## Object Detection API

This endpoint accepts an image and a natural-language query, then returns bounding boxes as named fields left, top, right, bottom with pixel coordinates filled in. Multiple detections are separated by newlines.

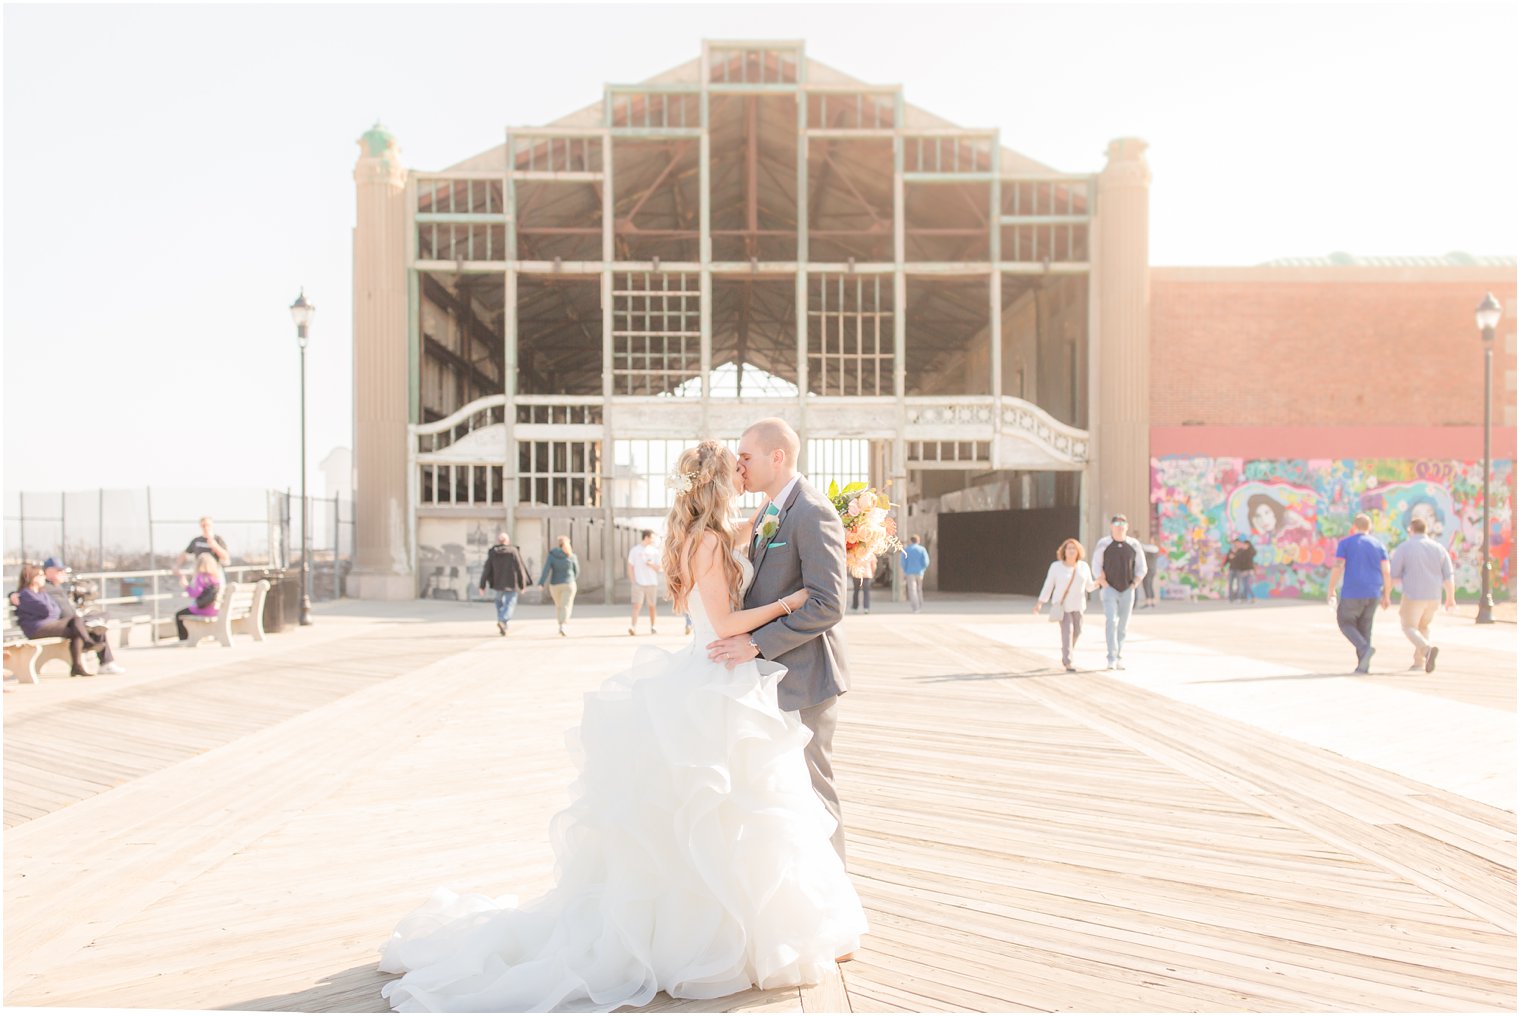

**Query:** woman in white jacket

left=1033, top=538, right=1098, bottom=672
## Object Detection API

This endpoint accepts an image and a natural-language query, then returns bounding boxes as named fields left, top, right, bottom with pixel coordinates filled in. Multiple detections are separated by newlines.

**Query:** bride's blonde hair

left=662, top=440, right=744, bottom=613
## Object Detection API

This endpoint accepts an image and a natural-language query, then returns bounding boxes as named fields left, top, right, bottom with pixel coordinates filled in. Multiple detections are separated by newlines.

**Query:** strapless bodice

left=684, top=550, right=753, bottom=641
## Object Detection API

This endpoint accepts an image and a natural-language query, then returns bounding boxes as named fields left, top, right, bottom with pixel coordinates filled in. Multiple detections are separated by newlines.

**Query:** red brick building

left=1148, top=256, right=1517, bottom=601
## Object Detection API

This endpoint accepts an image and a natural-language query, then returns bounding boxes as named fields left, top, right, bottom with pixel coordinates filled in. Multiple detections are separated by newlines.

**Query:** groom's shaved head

left=742, top=418, right=800, bottom=467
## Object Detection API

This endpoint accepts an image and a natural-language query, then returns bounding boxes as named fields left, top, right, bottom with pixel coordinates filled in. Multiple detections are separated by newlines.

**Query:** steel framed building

left=349, top=41, right=1152, bottom=600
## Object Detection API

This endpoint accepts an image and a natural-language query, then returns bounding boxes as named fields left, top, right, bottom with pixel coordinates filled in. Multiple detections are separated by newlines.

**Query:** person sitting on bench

left=177, top=553, right=224, bottom=643
left=13, top=563, right=118, bottom=677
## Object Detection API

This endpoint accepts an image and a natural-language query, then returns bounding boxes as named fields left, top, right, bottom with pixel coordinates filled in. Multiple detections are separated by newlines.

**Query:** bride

left=378, top=439, right=868, bottom=1012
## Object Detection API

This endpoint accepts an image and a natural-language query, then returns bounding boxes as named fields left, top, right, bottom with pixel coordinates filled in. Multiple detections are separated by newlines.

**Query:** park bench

left=3, top=627, right=72, bottom=684
left=3, top=611, right=119, bottom=684
left=180, top=580, right=270, bottom=648
left=117, top=614, right=158, bottom=647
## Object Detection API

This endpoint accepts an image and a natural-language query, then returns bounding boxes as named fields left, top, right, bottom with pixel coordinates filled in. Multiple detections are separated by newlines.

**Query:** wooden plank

left=1007, top=674, right=1517, bottom=931
left=3, top=609, right=1514, bottom=1013
left=858, top=880, right=1515, bottom=1008
left=798, top=963, right=850, bottom=1012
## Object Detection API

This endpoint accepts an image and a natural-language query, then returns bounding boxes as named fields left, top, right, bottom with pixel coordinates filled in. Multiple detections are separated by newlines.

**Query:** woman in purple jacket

left=13, top=563, right=102, bottom=676
left=176, top=553, right=224, bottom=642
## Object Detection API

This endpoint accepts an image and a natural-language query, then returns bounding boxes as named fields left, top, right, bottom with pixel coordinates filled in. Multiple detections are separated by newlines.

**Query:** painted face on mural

left=1409, top=501, right=1442, bottom=536
left=1248, top=495, right=1283, bottom=535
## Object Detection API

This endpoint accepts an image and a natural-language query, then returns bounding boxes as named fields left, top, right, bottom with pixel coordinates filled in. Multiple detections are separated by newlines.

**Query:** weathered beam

left=619, top=143, right=689, bottom=224
left=423, top=335, right=502, bottom=396
left=957, top=185, right=990, bottom=227
left=746, top=95, right=759, bottom=260
left=509, top=171, right=602, bottom=183
left=517, top=227, right=603, bottom=236
left=736, top=282, right=751, bottom=397
left=822, top=151, right=888, bottom=226
left=518, top=318, right=601, bottom=348
left=906, top=227, right=991, bottom=237
left=420, top=274, right=505, bottom=358
left=808, top=138, right=833, bottom=227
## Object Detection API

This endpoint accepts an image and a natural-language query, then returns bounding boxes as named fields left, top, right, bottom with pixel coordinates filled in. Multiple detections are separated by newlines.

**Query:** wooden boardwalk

left=4, top=600, right=1515, bottom=1012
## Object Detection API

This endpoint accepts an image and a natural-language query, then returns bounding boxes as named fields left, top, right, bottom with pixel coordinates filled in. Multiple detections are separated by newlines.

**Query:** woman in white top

left=1033, top=538, right=1098, bottom=672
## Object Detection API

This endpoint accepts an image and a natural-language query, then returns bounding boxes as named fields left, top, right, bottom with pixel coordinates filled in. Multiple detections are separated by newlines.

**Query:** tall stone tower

left=1095, top=137, right=1153, bottom=536
left=349, top=123, right=414, bottom=599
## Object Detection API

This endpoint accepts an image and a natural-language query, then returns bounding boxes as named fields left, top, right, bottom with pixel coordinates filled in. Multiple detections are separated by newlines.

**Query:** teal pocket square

left=767, top=541, right=788, bottom=549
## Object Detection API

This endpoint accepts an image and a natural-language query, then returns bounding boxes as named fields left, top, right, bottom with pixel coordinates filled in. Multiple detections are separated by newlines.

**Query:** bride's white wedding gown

left=379, top=554, right=867, bottom=1012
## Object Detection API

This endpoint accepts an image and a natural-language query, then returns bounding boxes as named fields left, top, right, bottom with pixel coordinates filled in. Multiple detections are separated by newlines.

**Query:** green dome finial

left=360, top=121, right=396, bottom=157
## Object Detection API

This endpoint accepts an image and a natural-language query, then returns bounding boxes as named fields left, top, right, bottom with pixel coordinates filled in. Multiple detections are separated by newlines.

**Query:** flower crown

left=665, top=469, right=700, bottom=494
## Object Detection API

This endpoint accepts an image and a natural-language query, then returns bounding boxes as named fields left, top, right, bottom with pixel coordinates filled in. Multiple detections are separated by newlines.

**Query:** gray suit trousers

left=799, top=695, right=846, bottom=863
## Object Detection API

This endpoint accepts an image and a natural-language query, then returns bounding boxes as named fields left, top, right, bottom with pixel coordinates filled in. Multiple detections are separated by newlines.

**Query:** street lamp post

left=290, top=289, right=316, bottom=626
left=1474, top=292, right=1501, bottom=625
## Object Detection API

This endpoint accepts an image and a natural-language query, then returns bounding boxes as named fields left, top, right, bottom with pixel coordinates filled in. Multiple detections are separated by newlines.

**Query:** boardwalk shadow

left=1187, top=671, right=1356, bottom=685
left=221, top=962, right=796, bottom=1013
left=914, top=669, right=1057, bottom=683
left=222, top=962, right=392, bottom=1012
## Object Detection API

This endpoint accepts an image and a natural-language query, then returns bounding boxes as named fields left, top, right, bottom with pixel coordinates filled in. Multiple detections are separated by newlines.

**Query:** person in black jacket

left=1092, top=514, right=1148, bottom=670
left=1226, top=538, right=1258, bottom=603
left=478, top=532, right=531, bottom=636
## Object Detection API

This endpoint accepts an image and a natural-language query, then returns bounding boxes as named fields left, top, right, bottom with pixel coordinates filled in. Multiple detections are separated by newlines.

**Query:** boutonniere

left=759, top=517, right=780, bottom=541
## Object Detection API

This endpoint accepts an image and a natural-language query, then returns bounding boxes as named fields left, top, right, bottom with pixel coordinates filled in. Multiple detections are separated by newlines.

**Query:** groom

left=707, top=418, right=852, bottom=864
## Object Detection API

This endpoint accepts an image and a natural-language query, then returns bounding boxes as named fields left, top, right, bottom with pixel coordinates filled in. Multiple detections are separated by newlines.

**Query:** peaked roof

left=444, top=52, right=1062, bottom=176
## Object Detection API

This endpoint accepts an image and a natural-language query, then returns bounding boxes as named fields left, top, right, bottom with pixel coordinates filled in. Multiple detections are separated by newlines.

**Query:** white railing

left=904, top=396, right=1089, bottom=466
left=7, top=566, right=288, bottom=644
left=412, top=396, right=510, bottom=456
left=998, top=398, right=1089, bottom=464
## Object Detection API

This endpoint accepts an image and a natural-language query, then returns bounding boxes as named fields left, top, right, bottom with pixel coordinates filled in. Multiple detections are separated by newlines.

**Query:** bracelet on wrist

left=777, top=598, right=793, bottom=615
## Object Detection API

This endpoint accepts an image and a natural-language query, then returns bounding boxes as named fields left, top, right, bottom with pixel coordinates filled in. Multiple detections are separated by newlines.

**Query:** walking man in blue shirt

left=901, top=535, right=930, bottom=613
left=1327, top=513, right=1391, bottom=674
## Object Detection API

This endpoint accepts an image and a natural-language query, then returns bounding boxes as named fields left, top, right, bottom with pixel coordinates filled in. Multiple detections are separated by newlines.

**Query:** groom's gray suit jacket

left=745, top=479, right=850, bottom=712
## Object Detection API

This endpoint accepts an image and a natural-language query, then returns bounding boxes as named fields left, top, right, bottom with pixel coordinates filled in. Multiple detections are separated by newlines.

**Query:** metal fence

left=3, top=487, right=353, bottom=625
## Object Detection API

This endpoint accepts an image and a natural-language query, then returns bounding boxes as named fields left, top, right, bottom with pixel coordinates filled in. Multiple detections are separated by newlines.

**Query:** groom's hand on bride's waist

left=706, top=634, right=760, bottom=670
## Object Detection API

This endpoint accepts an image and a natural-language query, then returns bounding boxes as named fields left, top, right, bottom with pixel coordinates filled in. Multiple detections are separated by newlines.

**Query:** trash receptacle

left=279, top=572, right=302, bottom=625
left=249, top=569, right=293, bottom=633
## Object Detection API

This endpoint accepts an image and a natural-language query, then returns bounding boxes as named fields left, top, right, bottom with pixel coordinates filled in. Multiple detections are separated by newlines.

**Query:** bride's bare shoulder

left=690, top=530, right=725, bottom=560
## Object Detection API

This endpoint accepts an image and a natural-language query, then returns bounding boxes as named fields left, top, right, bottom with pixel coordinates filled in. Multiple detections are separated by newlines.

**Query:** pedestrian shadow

left=1186, top=671, right=1355, bottom=685
left=914, top=669, right=1059, bottom=683
left=221, top=961, right=391, bottom=1011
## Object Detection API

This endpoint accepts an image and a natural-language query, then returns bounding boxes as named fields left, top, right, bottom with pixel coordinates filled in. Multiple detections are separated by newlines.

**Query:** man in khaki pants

left=1388, top=517, right=1457, bottom=672
left=626, top=529, right=662, bottom=635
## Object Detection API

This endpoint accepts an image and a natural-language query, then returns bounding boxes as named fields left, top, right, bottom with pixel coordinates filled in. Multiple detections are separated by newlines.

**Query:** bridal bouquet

left=827, top=481, right=903, bottom=579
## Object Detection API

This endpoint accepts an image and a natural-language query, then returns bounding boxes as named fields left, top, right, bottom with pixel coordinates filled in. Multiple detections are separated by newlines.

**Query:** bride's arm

left=694, top=533, right=806, bottom=639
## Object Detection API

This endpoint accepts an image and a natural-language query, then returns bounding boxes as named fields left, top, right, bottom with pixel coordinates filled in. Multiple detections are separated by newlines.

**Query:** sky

left=3, top=2, right=1516, bottom=501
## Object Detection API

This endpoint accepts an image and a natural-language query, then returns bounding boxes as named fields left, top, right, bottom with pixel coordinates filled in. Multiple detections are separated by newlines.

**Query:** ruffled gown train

left=378, top=562, right=867, bottom=1012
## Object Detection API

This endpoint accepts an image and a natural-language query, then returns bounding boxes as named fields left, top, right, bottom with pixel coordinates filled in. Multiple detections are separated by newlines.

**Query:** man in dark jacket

left=1226, top=538, right=1257, bottom=603
left=478, top=533, right=531, bottom=636
left=1092, top=514, right=1148, bottom=670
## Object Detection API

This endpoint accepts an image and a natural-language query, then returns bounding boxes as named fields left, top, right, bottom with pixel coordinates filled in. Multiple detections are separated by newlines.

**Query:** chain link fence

left=3, top=487, right=353, bottom=630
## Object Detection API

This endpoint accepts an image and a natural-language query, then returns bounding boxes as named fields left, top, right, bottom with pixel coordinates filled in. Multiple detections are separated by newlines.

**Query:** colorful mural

left=1150, top=457, right=1515, bottom=601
